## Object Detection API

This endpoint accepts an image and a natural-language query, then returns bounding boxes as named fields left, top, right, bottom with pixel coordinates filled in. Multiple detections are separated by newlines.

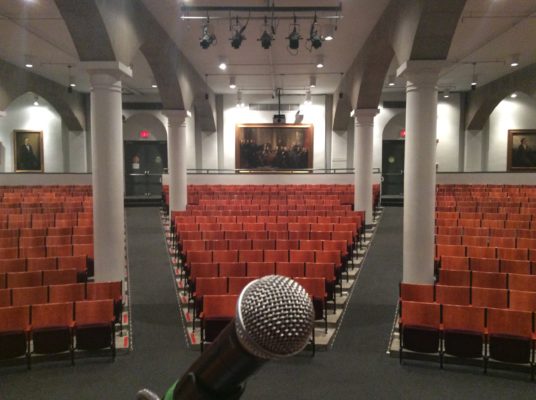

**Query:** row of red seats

left=399, top=300, right=535, bottom=377
left=440, top=255, right=535, bottom=274
left=0, top=227, right=93, bottom=238
left=0, top=299, right=115, bottom=368
left=436, top=244, right=536, bottom=260
left=436, top=218, right=536, bottom=229
left=436, top=211, right=536, bottom=220
left=436, top=234, right=536, bottom=247
left=1, top=235, right=93, bottom=248
left=175, top=221, right=360, bottom=235
left=438, top=270, right=536, bottom=291
left=0, top=269, right=79, bottom=289
left=181, top=239, right=348, bottom=254
left=174, top=215, right=360, bottom=225
left=0, top=243, right=94, bottom=260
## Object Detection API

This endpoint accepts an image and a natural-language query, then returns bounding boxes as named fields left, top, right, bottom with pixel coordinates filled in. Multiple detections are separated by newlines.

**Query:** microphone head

left=235, top=275, right=314, bottom=360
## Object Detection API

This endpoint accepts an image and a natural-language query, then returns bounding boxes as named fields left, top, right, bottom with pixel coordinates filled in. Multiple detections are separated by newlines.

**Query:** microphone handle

left=168, top=320, right=266, bottom=400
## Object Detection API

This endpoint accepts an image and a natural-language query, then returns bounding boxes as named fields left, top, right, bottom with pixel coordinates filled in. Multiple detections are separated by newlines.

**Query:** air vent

left=248, top=103, right=300, bottom=111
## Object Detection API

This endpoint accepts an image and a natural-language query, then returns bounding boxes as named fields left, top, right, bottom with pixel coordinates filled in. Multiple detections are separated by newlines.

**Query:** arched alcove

left=123, top=112, right=167, bottom=141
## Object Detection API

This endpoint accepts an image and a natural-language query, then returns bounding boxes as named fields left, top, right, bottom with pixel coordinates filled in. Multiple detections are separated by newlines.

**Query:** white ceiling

left=0, top=0, right=535, bottom=101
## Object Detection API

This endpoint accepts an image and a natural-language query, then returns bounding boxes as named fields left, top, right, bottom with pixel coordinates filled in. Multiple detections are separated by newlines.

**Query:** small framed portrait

left=13, top=130, right=44, bottom=172
left=507, top=130, right=536, bottom=171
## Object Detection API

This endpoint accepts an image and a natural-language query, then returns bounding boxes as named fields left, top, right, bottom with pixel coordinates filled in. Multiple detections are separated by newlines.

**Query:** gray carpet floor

left=1, top=207, right=535, bottom=399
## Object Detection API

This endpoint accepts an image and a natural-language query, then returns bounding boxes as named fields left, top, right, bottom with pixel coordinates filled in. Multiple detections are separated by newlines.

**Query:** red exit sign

left=140, top=130, right=150, bottom=138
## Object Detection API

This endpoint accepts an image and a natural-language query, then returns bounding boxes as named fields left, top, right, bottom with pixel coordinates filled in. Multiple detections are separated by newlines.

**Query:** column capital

left=397, top=60, right=449, bottom=88
left=163, top=110, right=188, bottom=126
left=81, top=61, right=133, bottom=80
left=354, top=108, right=379, bottom=127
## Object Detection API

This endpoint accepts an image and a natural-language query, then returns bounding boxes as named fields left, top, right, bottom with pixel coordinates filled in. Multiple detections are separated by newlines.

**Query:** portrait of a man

left=14, top=130, right=43, bottom=172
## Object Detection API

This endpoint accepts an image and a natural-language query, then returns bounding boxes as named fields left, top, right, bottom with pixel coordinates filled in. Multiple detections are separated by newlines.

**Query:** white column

left=354, top=109, right=378, bottom=226
left=397, top=60, right=444, bottom=284
left=86, top=63, right=131, bottom=283
left=164, top=110, right=188, bottom=214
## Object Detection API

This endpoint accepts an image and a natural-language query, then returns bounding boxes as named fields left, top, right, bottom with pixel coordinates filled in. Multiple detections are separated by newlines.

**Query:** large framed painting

left=235, top=124, right=314, bottom=170
left=13, top=130, right=44, bottom=172
left=507, top=129, right=536, bottom=171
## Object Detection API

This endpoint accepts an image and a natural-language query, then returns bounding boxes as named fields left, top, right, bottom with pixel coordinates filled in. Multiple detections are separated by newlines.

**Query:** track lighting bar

left=181, top=5, right=342, bottom=13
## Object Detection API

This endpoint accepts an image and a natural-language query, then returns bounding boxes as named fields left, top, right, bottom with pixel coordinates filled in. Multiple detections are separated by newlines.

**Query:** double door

left=124, top=141, right=167, bottom=199
left=382, top=140, right=405, bottom=196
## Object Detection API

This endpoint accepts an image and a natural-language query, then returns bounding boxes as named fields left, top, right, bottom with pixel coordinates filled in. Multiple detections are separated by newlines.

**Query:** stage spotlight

left=287, top=16, right=301, bottom=50
left=200, top=19, right=216, bottom=49
left=230, top=16, right=247, bottom=49
left=308, top=15, right=322, bottom=49
left=258, top=16, right=274, bottom=49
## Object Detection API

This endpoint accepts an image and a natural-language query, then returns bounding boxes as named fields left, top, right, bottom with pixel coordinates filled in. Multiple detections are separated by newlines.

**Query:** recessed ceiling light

left=218, top=56, right=228, bottom=70
left=510, top=54, right=520, bottom=68
left=25, top=63, right=33, bottom=68
left=315, top=56, right=324, bottom=69
left=151, top=84, right=158, bottom=88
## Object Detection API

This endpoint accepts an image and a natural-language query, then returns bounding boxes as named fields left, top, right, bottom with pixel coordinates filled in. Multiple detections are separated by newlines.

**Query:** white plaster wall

left=0, top=93, right=64, bottom=173
left=123, top=111, right=167, bottom=141
left=68, top=130, right=87, bottom=172
left=222, top=94, right=326, bottom=170
left=486, top=93, right=536, bottom=171
left=464, top=130, right=483, bottom=171
left=331, top=130, right=348, bottom=169
left=436, top=94, right=461, bottom=172
left=186, top=112, right=196, bottom=169
left=201, top=131, right=218, bottom=169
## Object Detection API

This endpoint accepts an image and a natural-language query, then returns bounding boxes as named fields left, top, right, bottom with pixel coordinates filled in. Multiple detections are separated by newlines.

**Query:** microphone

left=140, top=275, right=314, bottom=400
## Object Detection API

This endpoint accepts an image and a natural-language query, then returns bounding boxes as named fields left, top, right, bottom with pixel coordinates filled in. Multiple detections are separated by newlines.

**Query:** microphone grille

left=235, top=275, right=314, bottom=360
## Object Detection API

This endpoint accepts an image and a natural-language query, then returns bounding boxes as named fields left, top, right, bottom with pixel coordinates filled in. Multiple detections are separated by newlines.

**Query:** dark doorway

left=124, top=141, right=167, bottom=200
left=382, top=140, right=405, bottom=202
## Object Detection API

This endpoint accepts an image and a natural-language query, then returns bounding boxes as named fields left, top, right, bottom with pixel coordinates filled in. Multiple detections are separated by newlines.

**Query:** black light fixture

left=258, top=16, right=274, bottom=49
left=287, top=16, right=301, bottom=50
left=230, top=16, right=247, bottom=49
left=200, top=18, right=216, bottom=49
left=308, top=15, right=322, bottom=49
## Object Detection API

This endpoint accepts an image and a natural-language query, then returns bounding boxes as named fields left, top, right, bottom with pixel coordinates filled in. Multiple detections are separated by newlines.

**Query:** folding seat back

left=7, top=271, right=42, bottom=288
left=310, top=231, right=332, bottom=241
left=299, top=240, right=323, bottom=251
left=505, top=220, right=530, bottom=230
left=12, top=286, right=48, bottom=306
left=57, top=255, right=87, bottom=273
left=26, top=257, right=57, bottom=272
left=0, top=247, right=18, bottom=259
left=246, top=262, right=275, bottom=277
left=31, top=302, right=74, bottom=356
left=43, top=269, right=78, bottom=285
left=74, top=299, right=115, bottom=356
left=469, top=257, right=500, bottom=273
left=212, top=250, right=238, bottom=263
left=220, top=223, right=242, bottom=232
left=487, top=308, right=533, bottom=370
left=204, top=240, right=228, bottom=251
left=488, top=236, right=516, bottom=248
left=464, top=227, right=489, bottom=237
left=439, top=269, right=471, bottom=288
left=198, top=223, right=220, bottom=232
left=435, top=235, right=462, bottom=245
left=510, top=290, right=536, bottom=312
left=399, top=301, right=441, bottom=359
left=275, top=239, right=299, bottom=251
left=481, top=219, right=505, bottom=229
left=237, top=249, right=263, bottom=263
left=227, top=239, right=252, bottom=251
left=434, top=285, right=470, bottom=305
left=218, top=262, right=246, bottom=278
left=461, top=236, right=488, bottom=247
left=187, top=251, right=212, bottom=264
left=0, top=305, right=30, bottom=364
left=436, top=244, right=465, bottom=258
left=305, top=263, right=336, bottom=285
left=498, top=247, right=528, bottom=261
left=509, top=273, right=536, bottom=292
left=71, top=235, right=93, bottom=245
left=466, top=246, right=496, bottom=259
left=263, top=249, right=289, bottom=263
left=500, top=259, right=531, bottom=275
left=517, top=238, right=536, bottom=249
left=0, top=287, right=10, bottom=306
left=47, top=227, right=72, bottom=237
left=201, top=294, right=239, bottom=348
left=399, top=283, right=435, bottom=302
left=251, top=239, right=275, bottom=251
left=45, top=235, right=72, bottom=246
left=0, top=229, right=19, bottom=239
left=471, top=271, right=507, bottom=289
left=266, top=222, right=287, bottom=232
left=49, top=283, right=86, bottom=302
left=440, top=256, right=469, bottom=271
left=531, top=249, right=536, bottom=262
left=436, top=226, right=463, bottom=236
left=275, top=262, right=305, bottom=278
left=288, top=222, right=310, bottom=233
left=315, top=250, right=341, bottom=267
left=86, top=281, right=122, bottom=303
left=243, top=223, right=264, bottom=232
left=490, top=228, right=517, bottom=238
left=72, top=243, right=93, bottom=259
left=19, top=246, right=46, bottom=259
left=288, top=231, right=310, bottom=240
left=0, top=258, right=26, bottom=273
left=228, top=277, right=257, bottom=295
left=224, top=231, right=247, bottom=240
left=442, top=304, right=485, bottom=362
left=458, top=219, right=481, bottom=228
left=290, top=250, right=315, bottom=263
left=47, top=244, right=73, bottom=257
left=471, top=287, right=508, bottom=308
left=0, top=237, right=19, bottom=248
